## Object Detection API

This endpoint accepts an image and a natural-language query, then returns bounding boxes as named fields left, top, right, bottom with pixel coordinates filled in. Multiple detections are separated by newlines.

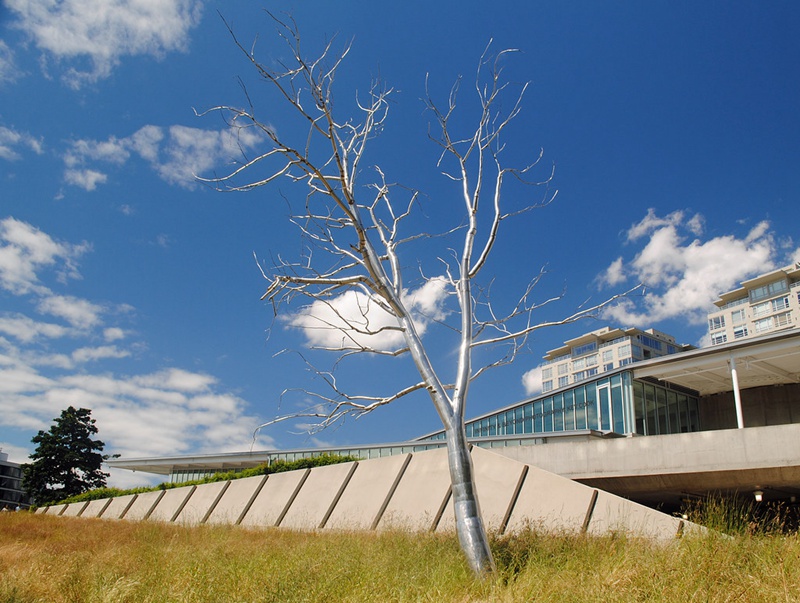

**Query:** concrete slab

left=325, top=454, right=411, bottom=531
left=279, top=462, right=358, bottom=530
left=35, top=506, right=48, bottom=514
left=148, top=486, right=196, bottom=523
left=206, top=475, right=267, bottom=526
left=60, top=502, right=88, bottom=517
left=588, top=490, right=682, bottom=541
left=174, top=480, right=230, bottom=525
left=437, top=447, right=526, bottom=533
left=123, top=490, right=165, bottom=521
left=80, top=498, right=112, bottom=518
left=45, top=503, right=67, bottom=516
left=239, top=470, right=309, bottom=528
left=102, top=494, right=138, bottom=519
left=504, top=464, right=597, bottom=534
left=377, top=448, right=451, bottom=532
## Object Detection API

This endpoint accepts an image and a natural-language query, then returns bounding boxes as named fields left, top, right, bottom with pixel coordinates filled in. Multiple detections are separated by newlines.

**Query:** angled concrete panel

left=175, top=480, right=230, bottom=525
left=378, top=448, right=451, bottom=531
left=588, top=490, right=682, bottom=541
left=148, top=486, right=196, bottom=522
left=239, top=470, right=309, bottom=528
left=60, top=502, right=88, bottom=517
left=35, top=506, right=47, bottom=514
left=206, top=475, right=267, bottom=526
left=80, top=498, right=112, bottom=518
left=325, top=454, right=410, bottom=531
left=124, top=490, right=165, bottom=521
left=102, top=494, right=138, bottom=519
left=437, top=447, right=526, bottom=533
left=279, top=462, right=358, bottom=530
left=45, top=503, right=67, bottom=516
left=505, top=464, right=597, bottom=533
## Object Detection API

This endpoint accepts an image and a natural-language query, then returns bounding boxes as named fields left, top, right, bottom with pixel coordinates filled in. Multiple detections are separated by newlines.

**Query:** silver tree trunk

left=445, top=424, right=496, bottom=575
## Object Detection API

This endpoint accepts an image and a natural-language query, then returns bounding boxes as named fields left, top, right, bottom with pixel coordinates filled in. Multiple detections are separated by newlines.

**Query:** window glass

left=563, top=390, right=575, bottom=431
left=633, top=381, right=645, bottom=434
left=543, top=398, right=553, bottom=432
left=574, top=387, right=587, bottom=430
left=553, top=394, right=564, bottom=431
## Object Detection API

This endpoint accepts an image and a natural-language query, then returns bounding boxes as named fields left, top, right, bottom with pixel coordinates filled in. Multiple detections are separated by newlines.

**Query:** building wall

left=0, top=456, right=28, bottom=510
left=542, top=328, right=688, bottom=393
left=699, top=383, right=800, bottom=430
left=707, top=266, right=800, bottom=345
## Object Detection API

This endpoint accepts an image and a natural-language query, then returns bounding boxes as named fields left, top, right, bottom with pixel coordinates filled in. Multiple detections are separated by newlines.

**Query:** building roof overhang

left=633, top=328, right=800, bottom=396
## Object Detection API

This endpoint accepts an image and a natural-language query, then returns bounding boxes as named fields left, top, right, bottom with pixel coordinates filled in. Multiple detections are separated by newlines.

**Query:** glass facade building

left=422, top=369, right=700, bottom=442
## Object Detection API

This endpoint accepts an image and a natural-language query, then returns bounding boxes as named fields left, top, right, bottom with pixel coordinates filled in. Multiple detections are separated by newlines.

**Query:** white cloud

left=289, top=277, right=450, bottom=351
left=6, top=0, right=203, bottom=88
left=64, top=168, right=108, bottom=191
left=0, top=216, right=90, bottom=295
left=63, top=124, right=262, bottom=190
left=0, top=442, right=32, bottom=465
left=0, top=41, right=18, bottom=85
left=521, top=366, right=543, bottom=396
left=599, top=210, right=779, bottom=326
left=71, top=345, right=130, bottom=364
left=103, top=327, right=127, bottom=342
left=0, top=126, right=44, bottom=161
left=37, top=294, right=104, bottom=330
left=0, top=314, right=70, bottom=343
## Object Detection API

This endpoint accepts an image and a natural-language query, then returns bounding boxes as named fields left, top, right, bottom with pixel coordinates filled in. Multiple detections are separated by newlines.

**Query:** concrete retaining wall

left=44, top=447, right=690, bottom=540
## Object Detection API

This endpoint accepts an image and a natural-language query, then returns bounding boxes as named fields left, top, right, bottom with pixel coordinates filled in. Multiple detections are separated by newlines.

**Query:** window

left=542, top=367, right=553, bottom=380
left=585, top=354, right=598, bottom=367
left=753, top=312, right=789, bottom=334
left=573, top=371, right=586, bottom=383
left=604, top=362, right=614, bottom=372
left=573, top=357, right=586, bottom=371
left=557, top=363, right=568, bottom=375
left=602, top=349, right=614, bottom=362
left=749, top=279, right=788, bottom=303
left=572, top=342, right=597, bottom=357
left=617, top=343, right=631, bottom=357
left=640, top=335, right=663, bottom=351
left=731, top=309, right=746, bottom=324
left=542, top=380, right=553, bottom=393
left=733, top=326, right=748, bottom=339
left=754, top=317, right=773, bottom=333
left=708, top=316, right=725, bottom=331
left=558, top=376, right=569, bottom=388
left=711, top=331, right=727, bottom=345
left=619, top=357, right=633, bottom=366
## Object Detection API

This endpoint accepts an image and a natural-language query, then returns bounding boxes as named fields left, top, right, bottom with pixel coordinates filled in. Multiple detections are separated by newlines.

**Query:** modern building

left=707, top=263, right=800, bottom=345
left=539, top=326, right=692, bottom=393
left=109, top=327, right=800, bottom=510
left=0, top=451, right=29, bottom=510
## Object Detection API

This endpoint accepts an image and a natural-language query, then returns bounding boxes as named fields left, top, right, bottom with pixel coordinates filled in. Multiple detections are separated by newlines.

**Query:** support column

left=728, top=356, right=745, bottom=429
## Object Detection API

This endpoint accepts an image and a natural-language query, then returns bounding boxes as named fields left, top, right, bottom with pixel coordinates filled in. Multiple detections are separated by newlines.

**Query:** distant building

left=0, top=451, right=29, bottom=510
left=707, top=262, right=800, bottom=345
left=539, top=326, right=692, bottom=393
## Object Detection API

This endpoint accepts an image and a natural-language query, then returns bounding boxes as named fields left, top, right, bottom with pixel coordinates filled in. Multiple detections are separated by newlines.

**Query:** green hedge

left=55, top=454, right=359, bottom=506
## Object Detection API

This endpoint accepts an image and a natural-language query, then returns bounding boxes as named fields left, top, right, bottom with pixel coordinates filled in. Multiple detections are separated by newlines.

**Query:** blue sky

left=1, top=1, right=798, bottom=486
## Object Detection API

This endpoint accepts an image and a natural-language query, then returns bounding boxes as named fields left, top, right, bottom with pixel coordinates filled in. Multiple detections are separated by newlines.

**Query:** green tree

left=22, top=407, right=109, bottom=505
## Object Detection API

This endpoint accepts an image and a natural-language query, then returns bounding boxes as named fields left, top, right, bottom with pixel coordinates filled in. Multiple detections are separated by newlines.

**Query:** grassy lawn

left=1, top=512, right=798, bottom=602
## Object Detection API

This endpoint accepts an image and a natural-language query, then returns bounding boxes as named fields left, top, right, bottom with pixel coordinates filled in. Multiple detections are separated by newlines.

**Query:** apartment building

left=707, top=263, right=800, bottom=345
left=539, top=326, right=692, bottom=393
left=0, top=451, right=29, bottom=510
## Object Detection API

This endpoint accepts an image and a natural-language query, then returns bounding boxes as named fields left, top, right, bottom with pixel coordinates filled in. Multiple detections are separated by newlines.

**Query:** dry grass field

left=1, top=511, right=799, bottom=602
